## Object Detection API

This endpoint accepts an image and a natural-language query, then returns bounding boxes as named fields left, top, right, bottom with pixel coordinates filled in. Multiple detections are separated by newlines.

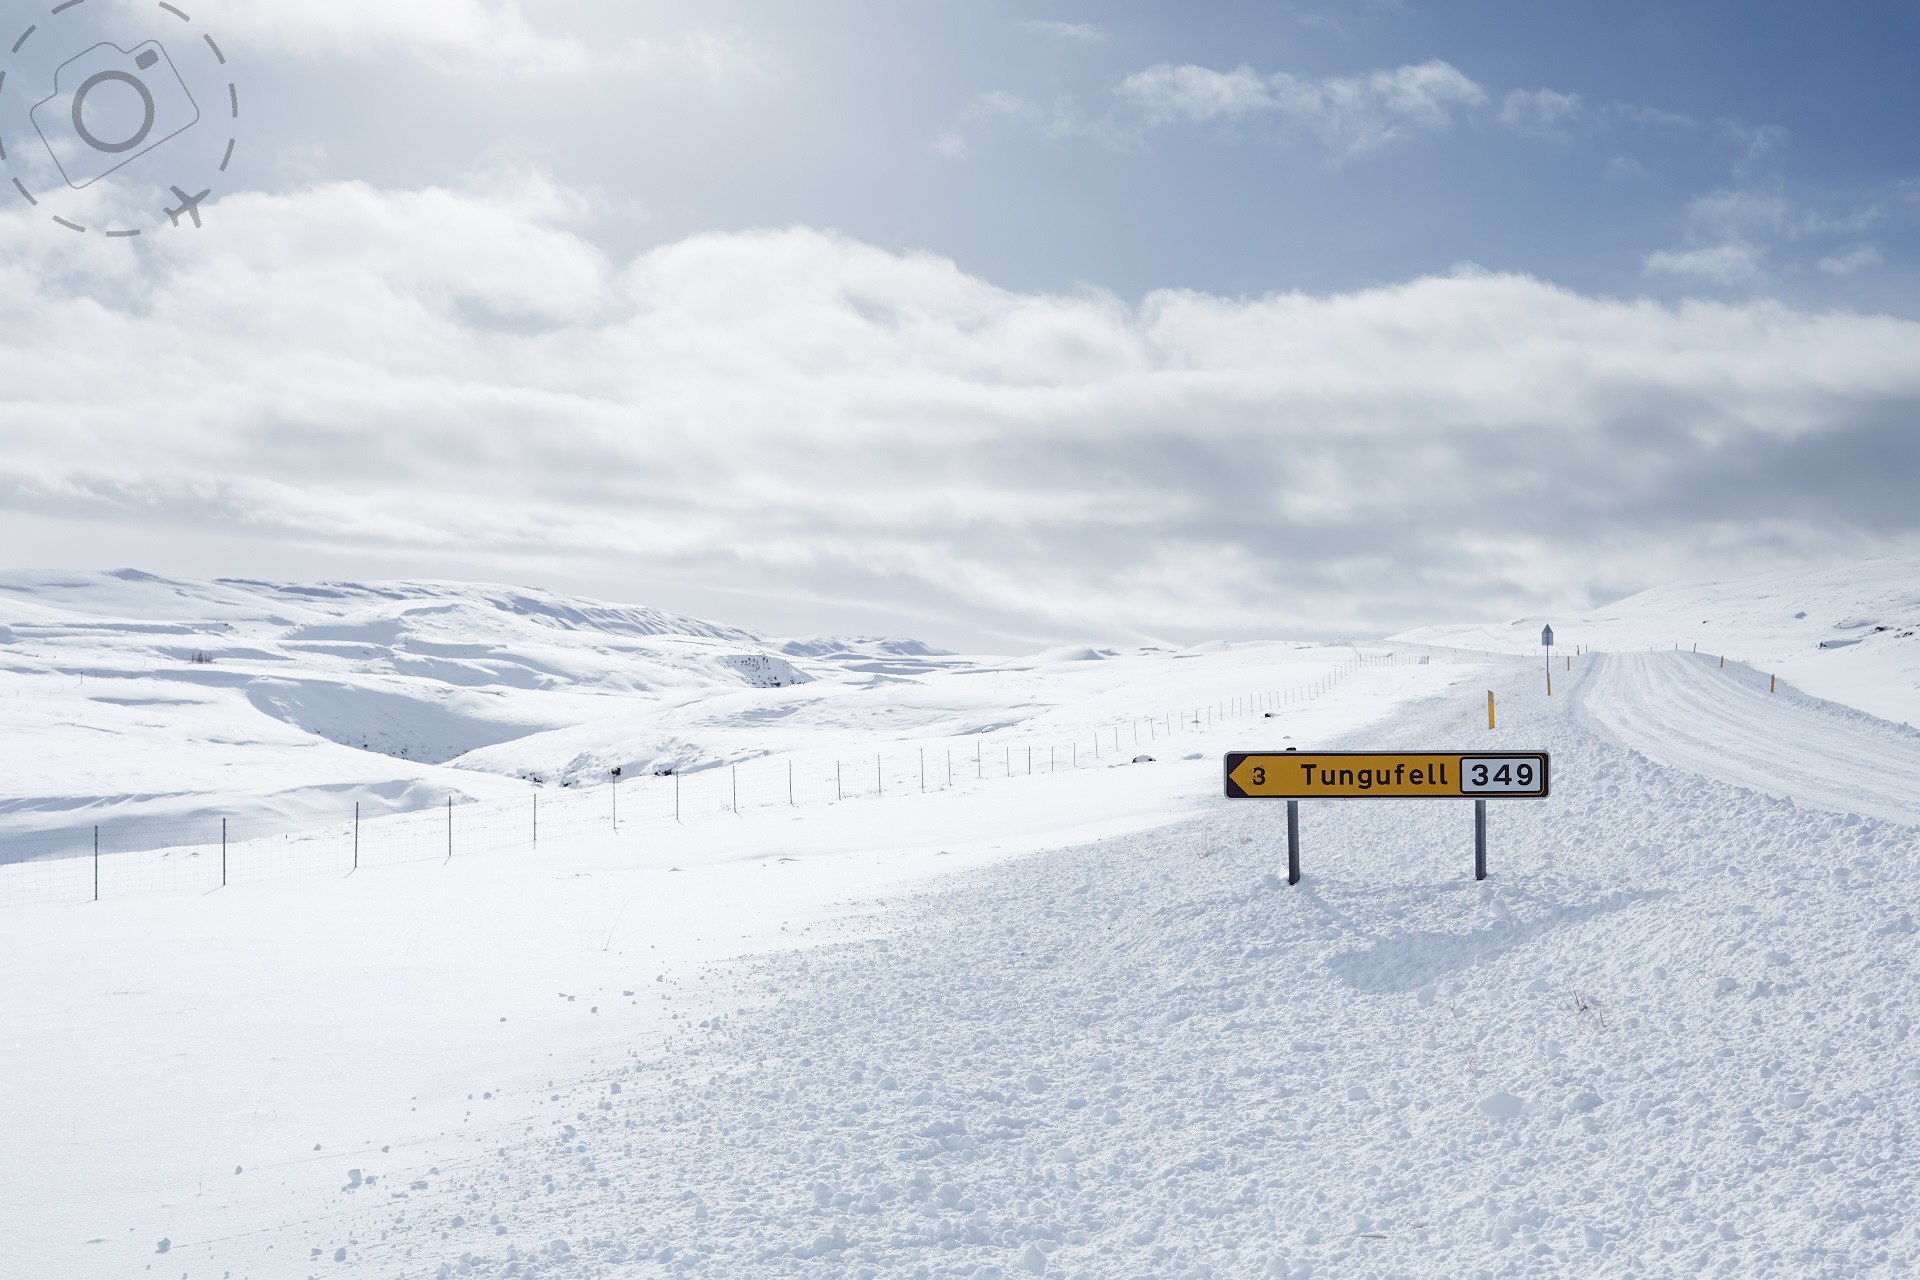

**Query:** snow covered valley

left=3, top=569, right=1918, bottom=1279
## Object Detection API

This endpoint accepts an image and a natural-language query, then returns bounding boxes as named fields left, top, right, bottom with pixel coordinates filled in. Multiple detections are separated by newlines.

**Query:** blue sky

left=231, top=0, right=1920, bottom=305
left=0, top=1, right=1915, bottom=649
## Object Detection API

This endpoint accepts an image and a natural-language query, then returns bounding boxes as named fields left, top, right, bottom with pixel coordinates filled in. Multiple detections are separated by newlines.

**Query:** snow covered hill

left=0, top=570, right=963, bottom=838
left=1392, top=556, right=1920, bottom=728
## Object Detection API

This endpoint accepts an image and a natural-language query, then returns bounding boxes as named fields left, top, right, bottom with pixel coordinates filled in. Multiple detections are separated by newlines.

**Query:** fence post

left=919, top=748, right=925, bottom=793
left=788, top=760, right=794, bottom=806
left=732, top=765, right=738, bottom=814
left=877, top=754, right=883, bottom=796
left=835, top=762, right=841, bottom=803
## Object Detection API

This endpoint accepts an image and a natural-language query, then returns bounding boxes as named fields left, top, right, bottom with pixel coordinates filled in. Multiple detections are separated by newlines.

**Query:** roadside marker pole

left=222, top=818, right=227, bottom=887
left=446, top=798, right=453, bottom=863
left=1487, top=691, right=1496, bottom=730
left=93, top=825, right=99, bottom=902
left=355, top=802, right=361, bottom=868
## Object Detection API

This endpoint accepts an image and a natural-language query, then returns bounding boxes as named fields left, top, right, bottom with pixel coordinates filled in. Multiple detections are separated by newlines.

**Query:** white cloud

left=1644, top=243, right=1764, bottom=284
left=1656, top=191, right=1885, bottom=285
left=1685, top=190, right=1795, bottom=238
left=1499, top=88, right=1582, bottom=135
left=1119, top=60, right=1488, bottom=153
left=1022, top=20, right=1106, bottom=43
left=1, top=180, right=1916, bottom=639
left=1818, top=245, right=1882, bottom=277
left=963, top=91, right=1088, bottom=142
left=198, top=0, right=760, bottom=80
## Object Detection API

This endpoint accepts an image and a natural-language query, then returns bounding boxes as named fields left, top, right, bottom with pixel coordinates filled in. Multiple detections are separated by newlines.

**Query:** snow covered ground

left=0, top=571, right=1366, bottom=858
left=1394, top=555, right=1920, bottom=729
left=4, top=562, right=1918, bottom=1279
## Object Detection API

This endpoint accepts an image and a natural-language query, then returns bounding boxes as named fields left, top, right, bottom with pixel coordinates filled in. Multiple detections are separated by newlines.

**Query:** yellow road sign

left=1224, top=751, right=1549, bottom=799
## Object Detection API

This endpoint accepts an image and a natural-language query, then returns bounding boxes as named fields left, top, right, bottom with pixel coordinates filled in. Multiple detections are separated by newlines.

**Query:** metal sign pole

left=1475, top=800, right=1487, bottom=881
left=1287, top=800, right=1300, bottom=886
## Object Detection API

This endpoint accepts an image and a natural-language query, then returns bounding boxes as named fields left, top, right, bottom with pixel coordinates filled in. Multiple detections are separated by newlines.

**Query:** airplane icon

left=165, top=186, right=210, bottom=228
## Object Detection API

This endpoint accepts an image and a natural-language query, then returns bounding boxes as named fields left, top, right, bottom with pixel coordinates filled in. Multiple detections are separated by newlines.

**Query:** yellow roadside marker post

left=1487, top=691, right=1496, bottom=729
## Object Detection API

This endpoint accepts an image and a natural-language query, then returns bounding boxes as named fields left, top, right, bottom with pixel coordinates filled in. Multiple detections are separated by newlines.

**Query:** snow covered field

left=4, top=565, right=1918, bottom=1278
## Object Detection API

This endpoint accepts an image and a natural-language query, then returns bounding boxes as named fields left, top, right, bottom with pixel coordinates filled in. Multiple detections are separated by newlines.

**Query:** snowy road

left=1580, top=650, right=1920, bottom=827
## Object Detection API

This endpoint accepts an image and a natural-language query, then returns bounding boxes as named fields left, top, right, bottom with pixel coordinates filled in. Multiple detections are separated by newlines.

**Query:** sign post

left=1287, top=796, right=1300, bottom=885
left=1475, top=799, right=1487, bottom=881
left=1542, top=624, right=1555, bottom=695
left=1225, top=750, right=1550, bottom=882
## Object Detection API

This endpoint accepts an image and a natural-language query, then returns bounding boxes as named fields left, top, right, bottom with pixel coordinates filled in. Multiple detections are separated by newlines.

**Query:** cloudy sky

left=1, top=0, right=1916, bottom=649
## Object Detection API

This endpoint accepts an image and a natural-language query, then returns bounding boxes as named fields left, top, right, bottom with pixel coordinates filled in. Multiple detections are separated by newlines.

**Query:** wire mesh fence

left=0, top=651, right=1410, bottom=908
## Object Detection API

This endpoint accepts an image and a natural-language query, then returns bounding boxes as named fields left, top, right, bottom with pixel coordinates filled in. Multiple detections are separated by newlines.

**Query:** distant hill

left=0, top=570, right=950, bottom=835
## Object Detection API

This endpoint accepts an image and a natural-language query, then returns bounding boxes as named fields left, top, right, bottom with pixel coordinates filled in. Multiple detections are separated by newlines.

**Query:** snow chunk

left=1477, top=1092, right=1525, bottom=1121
